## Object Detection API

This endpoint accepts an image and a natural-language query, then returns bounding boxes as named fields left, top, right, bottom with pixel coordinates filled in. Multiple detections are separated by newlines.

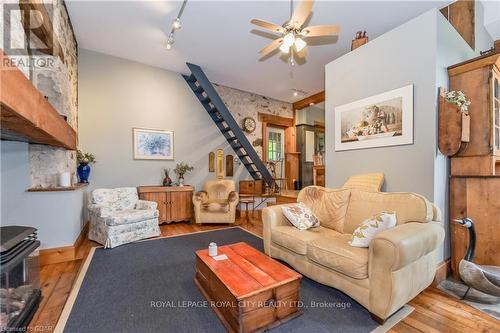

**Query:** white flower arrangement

left=440, top=90, right=471, bottom=113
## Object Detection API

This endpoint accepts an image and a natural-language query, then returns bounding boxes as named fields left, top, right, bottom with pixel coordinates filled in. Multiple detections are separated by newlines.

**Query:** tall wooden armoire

left=446, top=52, right=500, bottom=278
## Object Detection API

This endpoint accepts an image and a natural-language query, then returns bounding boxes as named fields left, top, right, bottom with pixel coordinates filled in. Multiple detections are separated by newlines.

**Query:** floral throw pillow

left=349, top=212, right=397, bottom=247
left=282, top=203, right=320, bottom=230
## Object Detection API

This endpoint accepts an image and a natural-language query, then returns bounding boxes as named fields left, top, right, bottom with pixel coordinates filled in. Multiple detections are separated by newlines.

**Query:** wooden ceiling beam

left=0, top=51, right=76, bottom=149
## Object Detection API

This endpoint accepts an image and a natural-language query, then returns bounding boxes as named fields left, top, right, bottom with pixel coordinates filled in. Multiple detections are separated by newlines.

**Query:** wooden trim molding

left=39, top=222, right=89, bottom=265
left=432, top=259, right=451, bottom=287
left=257, top=112, right=294, bottom=127
left=292, top=91, right=325, bottom=111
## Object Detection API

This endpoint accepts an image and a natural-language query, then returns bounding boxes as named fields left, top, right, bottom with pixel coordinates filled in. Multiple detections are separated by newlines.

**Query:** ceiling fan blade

left=259, top=38, right=284, bottom=57
left=301, top=25, right=340, bottom=37
left=251, top=19, right=285, bottom=34
left=290, top=0, right=314, bottom=28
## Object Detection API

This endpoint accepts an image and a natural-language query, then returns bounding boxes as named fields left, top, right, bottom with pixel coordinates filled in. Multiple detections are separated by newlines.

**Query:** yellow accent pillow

left=342, top=173, right=385, bottom=192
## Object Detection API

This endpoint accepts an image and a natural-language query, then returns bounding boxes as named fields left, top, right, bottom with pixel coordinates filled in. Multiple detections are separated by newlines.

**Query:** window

left=267, top=128, right=284, bottom=162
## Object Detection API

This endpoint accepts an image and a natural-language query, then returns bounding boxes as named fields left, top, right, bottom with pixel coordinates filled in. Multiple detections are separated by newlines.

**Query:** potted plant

left=174, top=162, right=194, bottom=186
left=76, top=150, right=96, bottom=183
left=163, top=168, right=172, bottom=187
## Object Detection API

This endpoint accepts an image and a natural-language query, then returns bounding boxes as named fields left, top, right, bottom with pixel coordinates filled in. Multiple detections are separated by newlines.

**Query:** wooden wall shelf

left=0, top=51, right=76, bottom=150
left=27, top=183, right=88, bottom=192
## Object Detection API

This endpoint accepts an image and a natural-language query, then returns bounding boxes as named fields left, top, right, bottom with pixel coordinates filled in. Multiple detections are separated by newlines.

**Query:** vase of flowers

left=76, top=150, right=96, bottom=183
left=440, top=89, right=471, bottom=113
left=174, top=162, right=194, bottom=186
left=163, top=168, right=172, bottom=186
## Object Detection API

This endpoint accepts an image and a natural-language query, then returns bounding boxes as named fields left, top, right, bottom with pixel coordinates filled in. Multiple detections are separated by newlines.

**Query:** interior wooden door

left=140, top=192, right=167, bottom=223
left=170, top=191, right=193, bottom=222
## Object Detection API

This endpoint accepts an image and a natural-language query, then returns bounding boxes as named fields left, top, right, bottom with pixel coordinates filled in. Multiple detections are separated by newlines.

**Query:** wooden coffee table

left=194, top=242, right=302, bottom=333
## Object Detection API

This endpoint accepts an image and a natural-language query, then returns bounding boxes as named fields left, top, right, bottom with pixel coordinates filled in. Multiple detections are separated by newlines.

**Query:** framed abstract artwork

left=133, top=128, right=174, bottom=160
left=334, top=85, right=414, bottom=151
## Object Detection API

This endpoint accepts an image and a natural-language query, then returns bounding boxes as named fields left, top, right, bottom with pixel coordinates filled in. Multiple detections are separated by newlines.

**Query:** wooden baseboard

left=432, top=259, right=451, bottom=287
left=40, top=222, right=89, bottom=265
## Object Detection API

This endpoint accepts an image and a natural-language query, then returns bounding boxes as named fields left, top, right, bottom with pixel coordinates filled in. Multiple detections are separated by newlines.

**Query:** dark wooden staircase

left=182, top=63, right=274, bottom=188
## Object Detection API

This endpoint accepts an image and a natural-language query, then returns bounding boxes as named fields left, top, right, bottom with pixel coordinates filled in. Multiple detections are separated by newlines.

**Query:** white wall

left=325, top=9, right=488, bottom=260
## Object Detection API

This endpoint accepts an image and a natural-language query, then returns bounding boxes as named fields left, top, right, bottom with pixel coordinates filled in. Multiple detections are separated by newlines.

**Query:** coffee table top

left=196, top=242, right=302, bottom=299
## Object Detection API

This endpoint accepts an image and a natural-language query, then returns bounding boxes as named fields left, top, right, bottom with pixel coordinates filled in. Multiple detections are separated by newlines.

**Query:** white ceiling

left=66, top=0, right=452, bottom=103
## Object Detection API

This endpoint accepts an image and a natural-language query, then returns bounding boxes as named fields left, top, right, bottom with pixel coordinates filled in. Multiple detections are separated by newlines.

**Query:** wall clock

left=242, top=117, right=256, bottom=133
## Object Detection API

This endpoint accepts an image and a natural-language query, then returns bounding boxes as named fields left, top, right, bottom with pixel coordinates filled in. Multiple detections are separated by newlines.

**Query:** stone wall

left=214, top=84, right=293, bottom=159
left=2, top=1, right=78, bottom=188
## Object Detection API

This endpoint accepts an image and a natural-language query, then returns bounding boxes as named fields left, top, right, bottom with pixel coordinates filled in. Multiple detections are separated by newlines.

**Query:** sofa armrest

left=262, top=204, right=294, bottom=255
left=88, top=204, right=112, bottom=217
left=369, top=221, right=444, bottom=271
left=135, top=200, right=157, bottom=211
left=368, top=221, right=444, bottom=319
left=228, top=191, right=239, bottom=211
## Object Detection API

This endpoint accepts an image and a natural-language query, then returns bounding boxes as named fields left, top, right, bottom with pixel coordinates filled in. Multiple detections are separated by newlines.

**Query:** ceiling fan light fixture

left=279, top=43, right=290, bottom=54
left=294, top=37, right=306, bottom=52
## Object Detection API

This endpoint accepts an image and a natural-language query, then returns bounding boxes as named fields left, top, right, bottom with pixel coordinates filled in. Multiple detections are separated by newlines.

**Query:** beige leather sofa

left=262, top=186, right=444, bottom=322
left=193, top=180, right=239, bottom=224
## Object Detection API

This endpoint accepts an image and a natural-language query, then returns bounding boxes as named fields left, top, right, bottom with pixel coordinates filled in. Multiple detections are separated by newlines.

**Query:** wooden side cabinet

left=138, top=186, right=194, bottom=224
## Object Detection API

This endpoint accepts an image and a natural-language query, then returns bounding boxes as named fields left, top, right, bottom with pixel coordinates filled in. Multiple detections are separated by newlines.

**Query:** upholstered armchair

left=193, top=180, right=239, bottom=224
left=88, top=187, right=161, bottom=248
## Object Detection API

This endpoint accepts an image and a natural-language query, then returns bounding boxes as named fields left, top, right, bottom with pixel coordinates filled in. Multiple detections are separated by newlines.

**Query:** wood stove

left=0, top=226, right=41, bottom=332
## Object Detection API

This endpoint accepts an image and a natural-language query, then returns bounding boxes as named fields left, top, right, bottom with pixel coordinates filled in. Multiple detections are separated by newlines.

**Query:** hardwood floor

left=29, top=215, right=499, bottom=332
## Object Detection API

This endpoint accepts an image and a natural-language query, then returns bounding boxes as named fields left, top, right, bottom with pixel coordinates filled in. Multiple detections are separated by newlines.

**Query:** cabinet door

left=170, top=191, right=193, bottom=222
left=140, top=192, right=167, bottom=223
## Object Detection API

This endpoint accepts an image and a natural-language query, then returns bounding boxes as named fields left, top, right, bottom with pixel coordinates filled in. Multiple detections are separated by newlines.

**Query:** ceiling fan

left=251, top=0, right=340, bottom=59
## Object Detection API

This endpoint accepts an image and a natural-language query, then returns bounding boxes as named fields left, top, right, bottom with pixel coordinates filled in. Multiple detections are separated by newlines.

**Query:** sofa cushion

left=271, top=226, right=341, bottom=255
left=297, top=186, right=351, bottom=232
left=202, top=200, right=229, bottom=213
left=103, top=209, right=158, bottom=226
left=343, top=190, right=433, bottom=234
left=307, top=234, right=369, bottom=279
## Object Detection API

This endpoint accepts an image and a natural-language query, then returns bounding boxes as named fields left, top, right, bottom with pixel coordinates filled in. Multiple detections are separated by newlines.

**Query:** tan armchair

left=193, top=180, right=239, bottom=224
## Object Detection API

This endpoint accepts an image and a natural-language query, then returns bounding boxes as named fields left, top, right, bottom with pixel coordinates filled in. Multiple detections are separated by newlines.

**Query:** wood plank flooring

left=28, top=215, right=499, bottom=332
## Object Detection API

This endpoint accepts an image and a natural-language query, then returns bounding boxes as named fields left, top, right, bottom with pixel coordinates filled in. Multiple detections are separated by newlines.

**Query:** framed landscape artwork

left=334, top=85, right=414, bottom=151
left=133, top=128, right=174, bottom=160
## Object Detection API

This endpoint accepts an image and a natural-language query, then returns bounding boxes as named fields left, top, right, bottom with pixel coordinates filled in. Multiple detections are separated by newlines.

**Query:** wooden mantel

left=0, top=51, right=76, bottom=150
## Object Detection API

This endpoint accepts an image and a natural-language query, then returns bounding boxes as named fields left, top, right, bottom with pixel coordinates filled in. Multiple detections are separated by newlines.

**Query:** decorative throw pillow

left=282, top=203, right=320, bottom=230
left=349, top=212, right=397, bottom=247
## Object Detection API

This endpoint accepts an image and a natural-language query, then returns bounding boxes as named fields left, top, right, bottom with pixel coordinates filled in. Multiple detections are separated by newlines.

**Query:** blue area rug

left=59, top=228, right=386, bottom=332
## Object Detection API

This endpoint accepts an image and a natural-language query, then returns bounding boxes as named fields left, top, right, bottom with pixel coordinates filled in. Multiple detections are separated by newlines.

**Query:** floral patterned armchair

left=88, top=187, right=160, bottom=248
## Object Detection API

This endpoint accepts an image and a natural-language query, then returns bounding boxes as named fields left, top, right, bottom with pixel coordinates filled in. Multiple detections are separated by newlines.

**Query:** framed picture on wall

left=133, top=128, right=174, bottom=160
left=334, top=85, right=413, bottom=151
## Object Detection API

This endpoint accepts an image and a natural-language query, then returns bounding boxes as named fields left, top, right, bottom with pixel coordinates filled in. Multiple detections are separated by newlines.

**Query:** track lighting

left=166, top=34, right=174, bottom=50
left=172, top=18, right=182, bottom=30
left=165, top=0, right=187, bottom=52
